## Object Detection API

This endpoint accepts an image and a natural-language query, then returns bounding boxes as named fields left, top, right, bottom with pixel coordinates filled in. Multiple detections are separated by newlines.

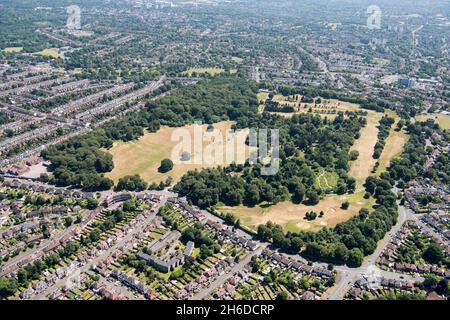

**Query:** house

left=214, top=287, right=226, bottom=299
left=349, top=287, right=362, bottom=299
left=237, top=237, right=248, bottom=247
left=300, top=264, right=314, bottom=275
left=224, top=283, right=236, bottom=296
left=406, top=280, right=414, bottom=291
left=145, top=288, right=157, bottom=300
left=174, top=289, right=189, bottom=300
left=291, top=261, right=302, bottom=271
left=98, top=286, right=122, bottom=300
left=313, top=267, right=332, bottom=278
left=300, top=291, right=315, bottom=300
left=431, top=266, right=444, bottom=276
left=394, top=263, right=406, bottom=272
left=404, top=263, right=417, bottom=272
left=229, top=275, right=241, bottom=286
left=184, top=241, right=195, bottom=259
left=380, top=278, right=389, bottom=288
left=136, top=251, right=184, bottom=273
left=355, top=278, right=368, bottom=289
left=417, top=265, right=431, bottom=273
left=20, top=288, right=35, bottom=299
left=280, top=256, right=292, bottom=268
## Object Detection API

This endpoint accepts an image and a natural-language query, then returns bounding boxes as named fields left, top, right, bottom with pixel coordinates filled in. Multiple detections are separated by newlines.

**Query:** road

left=328, top=194, right=418, bottom=300
left=190, top=244, right=268, bottom=300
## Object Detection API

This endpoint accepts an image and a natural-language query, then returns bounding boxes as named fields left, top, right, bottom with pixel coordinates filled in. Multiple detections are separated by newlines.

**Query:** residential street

left=190, top=244, right=268, bottom=300
left=33, top=199, right=165, bottom=299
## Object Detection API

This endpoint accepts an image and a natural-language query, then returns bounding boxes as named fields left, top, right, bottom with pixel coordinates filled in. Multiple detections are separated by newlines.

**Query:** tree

left=64, top=217, right=73, bottom=227
left=86, top=197, right=98, bottom=210
left=89, top=228, right=101, bottom=243
left=306, top=190, right=319, bottom=205
left=341, top=201, right=350, bottom=210
left=158, top=159, right=174, bottom=173
left=336, top=183, right=348, bottom=195
left=0, top=277, right=18, bottom=298
left=435, top=279, right=449, bottom=296
left=422, top=277, right=438, bottom=291
left=115, top=175, right=148, bottom=191
left=305, top=211, right=317, bottom=221
left=347, top=248, right=363, bottom=267
left=123, top=199, right=138, bottom=212
left=251, top=259, right=261, bottom=273
left=422, top=244, right=444, bottom=264
left=199, top=244, right=213, bottom=260
left=292, top=183, right=306, bottom=204
left=244, top=184, right=260, bottom=207
left=39, top=173, right=49, bottom=182
left=257, top=224, right=272, bottom=242
left=349, top=150, right=359, bottom=161
left=290, top=237, right=303, bottom=252
left=275, top=291, right=289, bottom=300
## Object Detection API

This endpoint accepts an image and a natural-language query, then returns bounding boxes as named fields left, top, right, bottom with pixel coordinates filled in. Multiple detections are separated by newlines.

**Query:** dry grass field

left=36, top=48, right=64, bottom=59
left=415, top=114, right=450, bottom=130
left=3, top=47, right=23, bottom=53
left=375, top=130, right=409, bottom=175
left=105, top=121, right=251, bottom=184
left=349, top=114, right=380, bottom=191
left=182, top=67, right=225, bottom=77
left=266, top=95, right=366, bottom=120
left=218, top=191, right=375, bottom=233
left=230, top=57, right=243, bottom=63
